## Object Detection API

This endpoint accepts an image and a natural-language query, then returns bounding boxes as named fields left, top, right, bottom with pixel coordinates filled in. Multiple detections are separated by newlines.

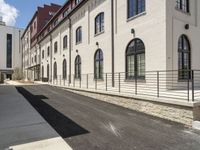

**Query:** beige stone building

left=0, top=17, right=24, bottom=82
left=21, top=0, right=200, bottom=102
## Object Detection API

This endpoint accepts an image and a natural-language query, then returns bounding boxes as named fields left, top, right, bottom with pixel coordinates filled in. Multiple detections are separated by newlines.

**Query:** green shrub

left=12, top=68, right=24, bottom=80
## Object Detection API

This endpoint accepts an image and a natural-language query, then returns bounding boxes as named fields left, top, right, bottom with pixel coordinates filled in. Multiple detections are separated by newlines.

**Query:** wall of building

left=23, top=0, right=200, bottom=84
left=166, top=0, right=200, bottom=71
left=0, top=24, right=24, bottom=75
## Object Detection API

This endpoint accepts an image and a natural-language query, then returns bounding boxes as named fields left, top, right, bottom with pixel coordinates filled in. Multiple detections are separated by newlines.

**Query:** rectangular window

left=176, top=0, right=190, bottom=13
left=128, top=0, right=145, bottom=19
left=6, top=34, right=12, bottom=68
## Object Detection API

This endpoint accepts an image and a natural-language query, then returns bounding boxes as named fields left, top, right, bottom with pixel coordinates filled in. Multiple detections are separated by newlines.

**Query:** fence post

left=87, top=74, right=89, bottom=89
left=68, top=75, right=70, bottom=87
left=157, top=71, right=159, bottom=98
left=187, top=70, right=190, bottom=102
left=135, top=73, right=137, bottom=95
left=73, top=75, right=75, bottom=87
left=192, top=70, right=194, bottom=102
left=60, top=76, right=61, bottom=86
left=79, top=77, right=81, bottom=88
left=119, top=73, right=121, bottom=93
left=95, top=76, right=97, bottom=90
left=106, top=73, right=108, bottom=91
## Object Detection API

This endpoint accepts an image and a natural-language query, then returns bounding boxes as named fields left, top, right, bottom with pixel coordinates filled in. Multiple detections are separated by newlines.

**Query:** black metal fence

left=49, top=70, right=200, bottom=102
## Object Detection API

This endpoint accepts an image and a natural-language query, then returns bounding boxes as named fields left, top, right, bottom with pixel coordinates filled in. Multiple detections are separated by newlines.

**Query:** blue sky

left=1, top=0, right=65, bottom=28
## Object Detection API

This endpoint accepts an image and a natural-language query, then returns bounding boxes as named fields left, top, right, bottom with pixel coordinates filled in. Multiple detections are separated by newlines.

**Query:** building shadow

left=16, top=86, right=89, bottom=138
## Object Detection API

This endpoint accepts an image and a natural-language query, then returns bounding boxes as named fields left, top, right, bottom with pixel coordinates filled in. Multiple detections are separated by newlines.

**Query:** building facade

left=21, top=3, right=61, bottom=81
left=0, top=17, right=24, bottom=82
left=22, top=0, right=200, bottom=87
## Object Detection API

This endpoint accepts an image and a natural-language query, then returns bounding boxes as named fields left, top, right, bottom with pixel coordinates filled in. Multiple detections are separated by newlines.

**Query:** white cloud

left=0, top=0, right=19, bottom=26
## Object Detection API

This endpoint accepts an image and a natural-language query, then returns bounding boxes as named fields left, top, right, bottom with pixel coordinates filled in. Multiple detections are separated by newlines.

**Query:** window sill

left=178, top=79, right=191, bottom=82
left=127, top=12, right=146, bottom=22
left=175, top=7, right=191, bottom=15
left=94, top=31, right=105, bottom=37
left=76, top=41, right=82, bottom=45
left=124, top=78, right=146, bottom=83
left=94, top=78, right=104, bottom=82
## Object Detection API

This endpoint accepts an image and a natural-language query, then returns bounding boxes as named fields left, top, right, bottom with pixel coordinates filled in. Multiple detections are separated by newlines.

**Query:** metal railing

left=48, top=70, right=200, bottom=102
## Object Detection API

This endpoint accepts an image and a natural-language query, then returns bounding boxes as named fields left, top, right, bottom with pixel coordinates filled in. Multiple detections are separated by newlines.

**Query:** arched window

left=75, top=55, right=81, bottom=79
left=76, top=27, right=82, bottom=44
left=47, top=64, right=49, bottom=80
left=54, top=41, right=58, bottom=53
left=178, top=35, right=191, bottom=79
left=63, top=35, right=68, bottom=49
left=126, top=38, right=145, bottom=79
left=63, top=59, right=67, bottom=79
left=54, top=62, right=57, bottom=79
left=95, top=12, right=104, bottom=34
left=94, top=49, right=103, bottom=79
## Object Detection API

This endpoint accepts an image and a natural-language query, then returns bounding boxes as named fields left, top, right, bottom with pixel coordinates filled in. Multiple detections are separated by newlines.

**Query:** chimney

left=0, top=16, right=6, bottom=26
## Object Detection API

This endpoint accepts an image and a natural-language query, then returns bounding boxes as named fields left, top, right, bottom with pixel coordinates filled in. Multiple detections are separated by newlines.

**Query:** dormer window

left=54, top=19, right=58, bottom=26
left=75, top=0, right=81, bottom=5
left=49, top=11, right=55, bottom=16
left=63, top=8, right=70, bottom=17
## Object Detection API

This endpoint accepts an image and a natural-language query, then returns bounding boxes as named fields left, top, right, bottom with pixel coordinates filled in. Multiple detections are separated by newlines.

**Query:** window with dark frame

left=63, top=59, right=67, bottom=79
left=75, top=55, right=81, bottom=79
left=128, top=0, right=145, bottom=19
left=54, top=62, right=57, bottom=79
left=76, top=27, right=82, bottom=44
left=126, top=38, right=145, bottom=79
left=176, top=0, right=190, bottom=13
left=95, top=12, right=104, bottom=35
left=42, top=50, right=44, bottom=59
left=178, top=35, right=191, bottom=80
left=94, top=49, right=104, bottom=79
left=6, top=34, right=12, bottom=68
left=54, top=42, right=58, bottom=53
left=63, top=35, right=68, bottom=49
left=47, top=46, right=50, bottom=57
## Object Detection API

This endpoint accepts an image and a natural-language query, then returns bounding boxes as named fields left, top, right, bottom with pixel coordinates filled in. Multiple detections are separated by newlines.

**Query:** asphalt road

left=3, top=85, right=200, bottom=150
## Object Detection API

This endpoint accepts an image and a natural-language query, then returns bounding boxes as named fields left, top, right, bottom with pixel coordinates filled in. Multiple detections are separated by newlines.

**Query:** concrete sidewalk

left=0, top=85, right=72, bottom=150
left=4, top=80, right=34, bottom=86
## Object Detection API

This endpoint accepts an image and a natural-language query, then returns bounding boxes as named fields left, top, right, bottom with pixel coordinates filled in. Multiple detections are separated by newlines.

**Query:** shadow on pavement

left=16, top=86, right=89, bottom=138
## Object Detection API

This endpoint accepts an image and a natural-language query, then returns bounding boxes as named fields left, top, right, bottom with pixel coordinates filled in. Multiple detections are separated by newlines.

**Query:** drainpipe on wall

left=19, top=30, right=22, bottom=69
left=50, top=34, right=53, bottom=83
left=111, top=0, right=115, bottom=87
left=39, top=44, right=41, bottom=80
left=68, top=17, right=72, bottom=84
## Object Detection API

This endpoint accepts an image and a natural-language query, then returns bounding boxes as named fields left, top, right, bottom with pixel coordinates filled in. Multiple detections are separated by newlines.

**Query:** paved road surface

left=0, top=85, right=72, bottom=150
left=2, top=85, right=200, bottom=150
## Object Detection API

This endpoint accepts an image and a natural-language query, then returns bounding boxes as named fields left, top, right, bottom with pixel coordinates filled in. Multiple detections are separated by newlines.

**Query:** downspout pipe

left=69, top=18, right=72, bottom=84
left=50, top=34, right=53, bottom=83
left=111, top=0, right=115, bottom=87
